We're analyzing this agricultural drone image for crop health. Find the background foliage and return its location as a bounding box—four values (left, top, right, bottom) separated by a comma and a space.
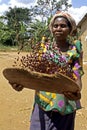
0, 0, 76, 51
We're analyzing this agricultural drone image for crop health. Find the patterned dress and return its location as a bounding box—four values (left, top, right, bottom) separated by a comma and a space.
30, 42, 84, 130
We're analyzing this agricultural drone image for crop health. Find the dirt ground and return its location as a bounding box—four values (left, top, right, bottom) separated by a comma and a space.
0, 52, 87, 130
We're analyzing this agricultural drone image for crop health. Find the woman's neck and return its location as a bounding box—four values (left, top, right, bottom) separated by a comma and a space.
54, 39, 69, 52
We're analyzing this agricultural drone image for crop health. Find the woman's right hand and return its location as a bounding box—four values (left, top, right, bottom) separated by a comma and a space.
9, 82, 24, 91
64, 91, 81, 100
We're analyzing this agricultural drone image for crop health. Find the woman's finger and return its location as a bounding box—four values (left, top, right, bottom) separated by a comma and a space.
9, 82, 24, 91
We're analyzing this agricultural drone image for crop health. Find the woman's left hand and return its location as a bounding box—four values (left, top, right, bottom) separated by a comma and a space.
64, 91, 81, 100
9, 82, 24, 92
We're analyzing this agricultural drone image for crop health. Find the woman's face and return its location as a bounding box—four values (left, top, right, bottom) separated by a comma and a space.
52, 17, 71, 41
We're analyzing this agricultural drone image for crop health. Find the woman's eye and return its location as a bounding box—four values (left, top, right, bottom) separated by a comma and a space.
53, 25, 58, 28
61, 24, 68, 28
53, 24, 68, 28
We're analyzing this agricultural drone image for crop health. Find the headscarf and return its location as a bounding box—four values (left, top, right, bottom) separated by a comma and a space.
49, 11, 77, 36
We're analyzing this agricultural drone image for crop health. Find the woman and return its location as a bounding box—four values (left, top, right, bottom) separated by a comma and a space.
30, 11, 84, 130
10, 11, 84, 130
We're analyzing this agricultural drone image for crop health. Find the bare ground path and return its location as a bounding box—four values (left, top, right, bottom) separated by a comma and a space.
0, 52, 87, 130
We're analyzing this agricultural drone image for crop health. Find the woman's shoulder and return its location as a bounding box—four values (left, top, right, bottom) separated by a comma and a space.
69, 41, 82, 53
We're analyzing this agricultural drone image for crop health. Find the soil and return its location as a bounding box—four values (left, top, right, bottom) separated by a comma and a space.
0, 52, 87, 130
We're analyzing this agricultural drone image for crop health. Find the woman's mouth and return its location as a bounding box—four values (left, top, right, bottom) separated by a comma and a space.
55, 32, 63, 36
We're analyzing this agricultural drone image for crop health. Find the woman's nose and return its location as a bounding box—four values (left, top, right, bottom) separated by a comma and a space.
56, 25, 62, 30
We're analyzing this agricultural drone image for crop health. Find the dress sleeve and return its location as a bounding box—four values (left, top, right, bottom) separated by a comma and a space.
72, 43, 84, 80
74, 40, 83, 67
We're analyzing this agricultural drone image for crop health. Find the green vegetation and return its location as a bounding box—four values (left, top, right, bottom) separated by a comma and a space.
0, 44, 18, 52
0, 0, 72, 52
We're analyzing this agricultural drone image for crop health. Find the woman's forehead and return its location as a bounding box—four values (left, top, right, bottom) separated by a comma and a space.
54, 17, 69, 24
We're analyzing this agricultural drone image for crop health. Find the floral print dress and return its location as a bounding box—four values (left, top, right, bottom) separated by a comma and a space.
34, 42, 84, 115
